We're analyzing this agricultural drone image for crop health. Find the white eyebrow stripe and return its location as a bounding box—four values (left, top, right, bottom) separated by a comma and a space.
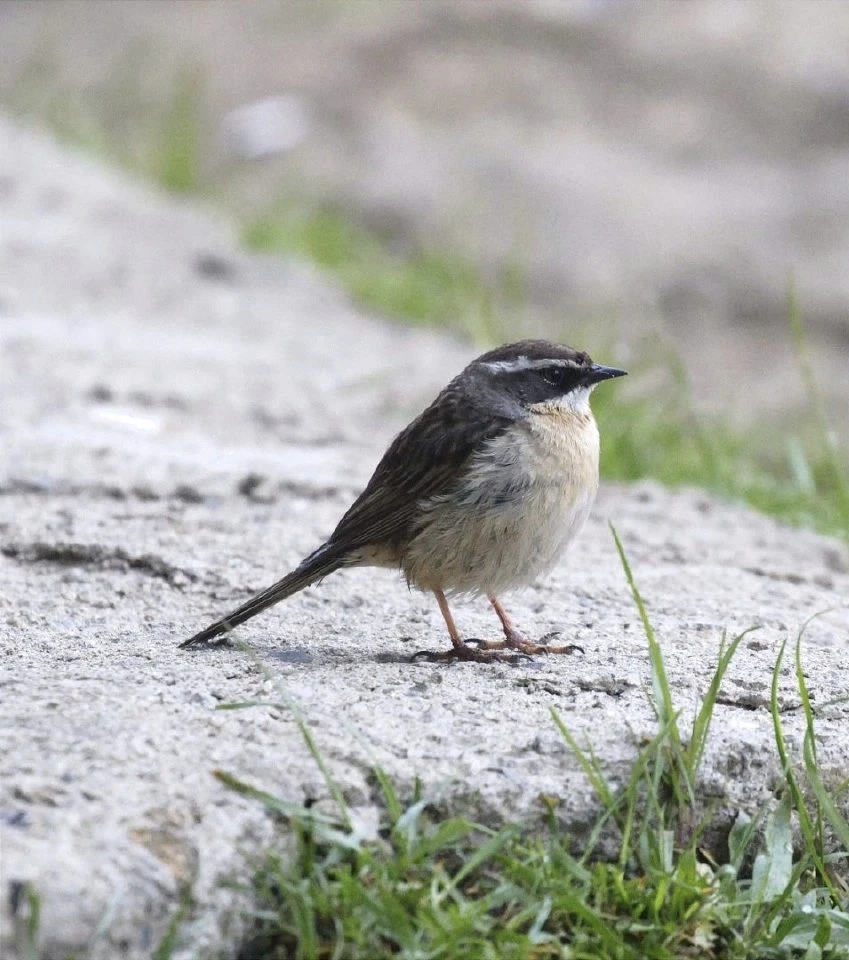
481, 356, 583, 374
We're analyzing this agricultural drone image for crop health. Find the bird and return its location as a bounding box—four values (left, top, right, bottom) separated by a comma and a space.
181, 340, 626, 662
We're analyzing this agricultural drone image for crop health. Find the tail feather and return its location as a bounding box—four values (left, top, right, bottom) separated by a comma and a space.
180, 545, 344, 648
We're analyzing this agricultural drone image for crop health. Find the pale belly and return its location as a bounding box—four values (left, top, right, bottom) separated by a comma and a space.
402, 414, 599, 596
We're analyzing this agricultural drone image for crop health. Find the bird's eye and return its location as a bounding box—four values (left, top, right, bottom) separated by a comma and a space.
539, 367, 565, 388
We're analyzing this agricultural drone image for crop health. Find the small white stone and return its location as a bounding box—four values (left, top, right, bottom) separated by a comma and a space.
220, 95, 309, 160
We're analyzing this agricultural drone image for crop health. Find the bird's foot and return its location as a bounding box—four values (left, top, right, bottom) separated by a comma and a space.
411, 642, 531, 664
486, 630, 585, 656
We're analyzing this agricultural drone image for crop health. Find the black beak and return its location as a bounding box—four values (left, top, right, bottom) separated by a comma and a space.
585, 363, 628, 386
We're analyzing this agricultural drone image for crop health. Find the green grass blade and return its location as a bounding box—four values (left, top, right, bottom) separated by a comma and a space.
449, 825, 518, 890
610, 524, 681, 754
788, 279, 849, 535
371, 764, 403, 827
213, 770, 344, 829
770, 635, 830, 887
550, 707, 617, 811
686, 627, 755, 780
795, 629, 849, 859
152, 898, 189, 960
749, 792, 794, 904
218, 641, 354, 830
152, 66, 203, 193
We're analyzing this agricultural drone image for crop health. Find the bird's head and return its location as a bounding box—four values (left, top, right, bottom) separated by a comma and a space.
472, 340, 627, 418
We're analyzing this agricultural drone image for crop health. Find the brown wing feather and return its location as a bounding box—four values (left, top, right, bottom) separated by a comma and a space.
327, 378, 516, 553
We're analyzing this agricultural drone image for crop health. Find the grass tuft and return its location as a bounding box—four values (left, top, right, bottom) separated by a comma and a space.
592, 328, 849, 542
8, 882, 41, 960
148, 65, 205, 194
243, 203, 514, 344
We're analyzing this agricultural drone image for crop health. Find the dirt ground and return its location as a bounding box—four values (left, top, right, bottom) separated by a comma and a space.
2, 119, 849, 959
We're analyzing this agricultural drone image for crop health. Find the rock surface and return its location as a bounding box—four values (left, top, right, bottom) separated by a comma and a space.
2, 120, 849, 959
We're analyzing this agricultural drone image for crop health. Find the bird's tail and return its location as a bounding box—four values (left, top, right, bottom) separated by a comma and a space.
180, 544, 346, 648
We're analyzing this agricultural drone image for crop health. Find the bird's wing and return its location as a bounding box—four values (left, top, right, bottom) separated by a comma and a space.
328, 381, 517, 552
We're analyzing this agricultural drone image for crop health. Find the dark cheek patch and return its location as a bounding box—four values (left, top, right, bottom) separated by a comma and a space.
511, 367, 585, 406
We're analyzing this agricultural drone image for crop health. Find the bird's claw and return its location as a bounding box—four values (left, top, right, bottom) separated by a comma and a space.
524, 631, 584, 655
498, 630, 584, 656
410, 631, 583, 663
462, 637, 487, 648
523, 638, 585, 656
411, 643, 530, 664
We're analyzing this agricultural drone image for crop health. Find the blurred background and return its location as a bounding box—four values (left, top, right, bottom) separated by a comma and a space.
2, 0, 848, 533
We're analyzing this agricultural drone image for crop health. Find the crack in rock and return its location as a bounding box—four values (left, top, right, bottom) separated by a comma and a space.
0, 476, 353, 506
744, 565, 840, 590
235, 472, 354, 504
575, 677, 634, 698
1, 540, 198, 587
745, 566, 807, 586
0, 479, 162, 501
715, 693, 802, 713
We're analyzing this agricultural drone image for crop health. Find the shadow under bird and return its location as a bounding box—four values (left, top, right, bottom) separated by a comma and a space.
181, 340, 626, 662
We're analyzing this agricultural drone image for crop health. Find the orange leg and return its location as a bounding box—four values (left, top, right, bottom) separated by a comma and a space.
482, 594, 584, 655
435, 588, 465, 649
487, 594, 524, 646
412, 589, 527, 663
